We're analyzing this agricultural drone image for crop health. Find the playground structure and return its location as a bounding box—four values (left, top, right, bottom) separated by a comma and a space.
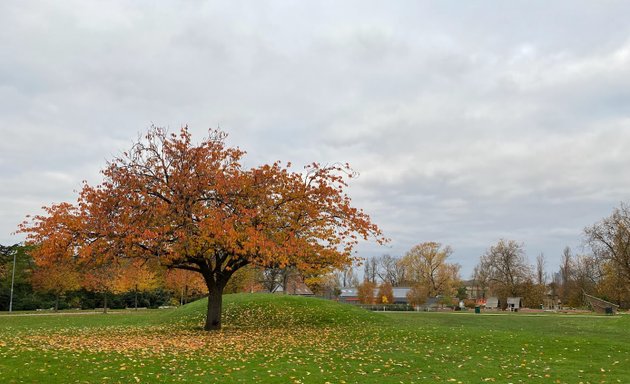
506, 297, 523, 312
485, 297, 499, 310
583, 292, 619, 315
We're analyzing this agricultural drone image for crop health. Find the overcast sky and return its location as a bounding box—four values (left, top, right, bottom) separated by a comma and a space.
2, 1, 630, 278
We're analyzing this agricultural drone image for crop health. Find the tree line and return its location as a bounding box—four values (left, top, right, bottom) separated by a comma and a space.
350, 242, 463, 306
473, 202, 630, 309
4, 201, 630, 311
0, 243, 209, 311
0, 244, 336, 311
346, 201, 630, 310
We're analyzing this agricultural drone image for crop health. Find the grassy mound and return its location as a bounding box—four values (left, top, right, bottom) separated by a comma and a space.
166, 293, 383, 329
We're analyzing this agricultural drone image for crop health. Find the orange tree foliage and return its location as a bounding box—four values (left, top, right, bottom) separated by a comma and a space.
19, 127, 384, 330
400, 242, 461, 297
377, 281, 394, 304
114, 260, 161, 294
81, 263, 122, 313
357, 280, 377, 304
406, 284, 428, 307
30, 260, 81, 311
165, 268, 207, 305
114, 260, 161, 310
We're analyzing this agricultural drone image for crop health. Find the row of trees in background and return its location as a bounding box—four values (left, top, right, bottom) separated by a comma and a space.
0, 244, 357, 311
343, 202, 630, 310
0, 244, 207, 312
473, 239, 548, 308
353, 241, 463, 305
6, 198, 629, 311
472, 202, 630, 308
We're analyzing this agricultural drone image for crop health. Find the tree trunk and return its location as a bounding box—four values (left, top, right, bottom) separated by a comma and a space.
54, 293, 59, 312
134, 285, 138, 311
282, 269, 289, 295
103, 292, 108, 314
204, 284, 225, 331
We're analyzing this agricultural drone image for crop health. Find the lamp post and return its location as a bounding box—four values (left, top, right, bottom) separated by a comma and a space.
9, 247, 17, 312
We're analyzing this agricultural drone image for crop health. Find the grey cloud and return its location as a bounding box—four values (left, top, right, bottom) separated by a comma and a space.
2, 1, 630, 277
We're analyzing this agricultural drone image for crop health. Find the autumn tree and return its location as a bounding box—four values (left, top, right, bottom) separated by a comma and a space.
357, 280, 377, 304
19, 127, 384, 330
114, 260, 160, 310
81, 263, 121, 313
0, 245, 11, 281
303, 271, 339, 298
30, 261, 81, 311
406, 284, 428, 308
584, 202, 630, 289
553, 247, 603, 308
400, 242, 461, 297
377, 281, 394, 304
476, 239, 531, 299
165, 269, 207, 305
520, 278, 546, 308
569, 254, 601, 307
598, 261, 629, 306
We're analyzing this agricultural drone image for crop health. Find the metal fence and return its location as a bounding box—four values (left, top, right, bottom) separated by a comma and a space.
356, 304, 415, 311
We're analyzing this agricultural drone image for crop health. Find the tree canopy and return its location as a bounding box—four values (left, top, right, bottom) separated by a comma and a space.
585, 202, 630, 287
19, 126, 385, 329
476, 239, 531, 299
400, 242, 460, 297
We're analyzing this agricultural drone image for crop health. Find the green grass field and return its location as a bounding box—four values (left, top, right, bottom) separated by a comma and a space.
1, 294, 628, 383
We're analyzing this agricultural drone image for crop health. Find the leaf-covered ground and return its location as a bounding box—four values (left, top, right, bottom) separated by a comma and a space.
1, 294, 629, 383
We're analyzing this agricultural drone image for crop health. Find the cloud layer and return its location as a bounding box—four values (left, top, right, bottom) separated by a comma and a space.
2, 1, 630, 276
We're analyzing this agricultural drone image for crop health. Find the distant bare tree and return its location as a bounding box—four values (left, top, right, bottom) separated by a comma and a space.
261, 267, 283, 293
376, 254, 406, 286
336, 266, 359, 288
559, 246, 573, 304
363, 256, 378, 283
536, 253, 547, 286
560, 247, 572, 285
567, 254, 601, 307
477, 239, 531, 298
472, 264, 490, 299
584, 202, 630, 287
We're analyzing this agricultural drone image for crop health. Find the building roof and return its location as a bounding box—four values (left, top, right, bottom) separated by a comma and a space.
486, 297, 499, 307
340, 287, 412, 299
507, 297, 522, 305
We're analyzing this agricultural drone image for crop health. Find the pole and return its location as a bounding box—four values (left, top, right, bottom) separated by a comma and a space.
9, 248, 17, 312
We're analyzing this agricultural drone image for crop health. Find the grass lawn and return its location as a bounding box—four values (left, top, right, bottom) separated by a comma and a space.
0, 294, 628, 383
